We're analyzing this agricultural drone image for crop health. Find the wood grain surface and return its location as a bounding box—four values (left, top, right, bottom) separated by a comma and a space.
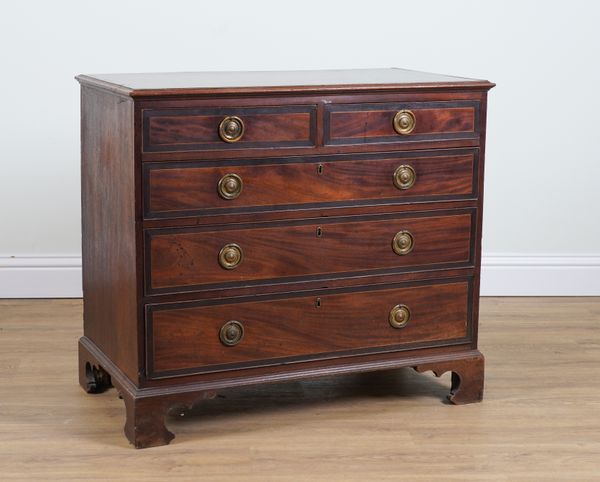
80, 86, 140, 382
325, 101, 478, 146
143, 105, 316, 152
148, 280, 471, 377
1, 298, 599, 480
145, 150, 476, 218
146, 211, 474, 293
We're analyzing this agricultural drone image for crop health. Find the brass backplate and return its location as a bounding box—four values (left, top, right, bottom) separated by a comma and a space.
392, 110, 416, 135
392, 230, 414, 256
389, 304, 410, 329
393, 165, 416, 190
218, 243, 243, 269
218, 116, 245, 143
218, 173, 243, 200
220, 320, 244, 346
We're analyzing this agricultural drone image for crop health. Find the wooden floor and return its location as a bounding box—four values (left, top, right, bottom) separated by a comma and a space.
1, 298, 599, 481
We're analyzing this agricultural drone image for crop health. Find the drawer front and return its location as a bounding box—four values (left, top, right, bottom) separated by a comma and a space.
143, 105, 317, 153
146, 279, 472, 378
145, 211, 474, 295
144, 149, 478, 218
325, 101, 479, 146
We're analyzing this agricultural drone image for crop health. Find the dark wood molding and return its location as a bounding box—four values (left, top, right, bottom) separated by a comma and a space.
79, 336, 484, 448
76, 68, 495, 99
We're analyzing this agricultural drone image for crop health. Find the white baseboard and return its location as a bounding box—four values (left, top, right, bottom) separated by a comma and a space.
1, 254, 599, 298
0, 256, 83, 298
480, 254, 600, 296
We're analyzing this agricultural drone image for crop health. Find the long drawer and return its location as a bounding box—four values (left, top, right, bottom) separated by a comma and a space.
143, 149, 478, 218
146, 278, 472, 378
145, 210, 475, 295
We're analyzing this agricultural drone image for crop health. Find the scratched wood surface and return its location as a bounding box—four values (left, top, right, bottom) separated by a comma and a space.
1, 297, 599, 480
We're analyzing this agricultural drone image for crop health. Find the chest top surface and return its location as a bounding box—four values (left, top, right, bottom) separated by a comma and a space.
76, 68, 494, 97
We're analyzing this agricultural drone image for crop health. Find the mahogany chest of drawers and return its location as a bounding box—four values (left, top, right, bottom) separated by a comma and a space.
76, 68, 494, 448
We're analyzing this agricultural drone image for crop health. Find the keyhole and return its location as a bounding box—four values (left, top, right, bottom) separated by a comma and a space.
317, 164, 324, 175
315, 297, 321, 308
316, 226, 323, 237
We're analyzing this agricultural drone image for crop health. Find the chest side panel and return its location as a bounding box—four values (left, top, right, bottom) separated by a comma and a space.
81, 86, 139, 383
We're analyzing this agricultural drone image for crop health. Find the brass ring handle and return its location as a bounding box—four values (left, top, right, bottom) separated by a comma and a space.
389, 304, 410, 329
220, 320, 244, 346
218, 243, 243, 269
393, 165, 416, 190
218, 173, 243, 200
393, 110, 416, 135
219, 116, 245, 143
392, 230, 414, 255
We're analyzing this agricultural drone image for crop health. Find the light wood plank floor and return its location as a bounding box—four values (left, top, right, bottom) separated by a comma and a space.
1, 298, 599, 481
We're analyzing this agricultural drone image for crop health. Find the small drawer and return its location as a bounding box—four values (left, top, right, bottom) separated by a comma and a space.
145, 210, 475, 295
142, 104, 317, 153
143, 149, 478, 218
324, 101, 479, 146
146, 279, 472, 378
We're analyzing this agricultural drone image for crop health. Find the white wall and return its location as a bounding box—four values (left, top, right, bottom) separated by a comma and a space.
1, 0, 599, 297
